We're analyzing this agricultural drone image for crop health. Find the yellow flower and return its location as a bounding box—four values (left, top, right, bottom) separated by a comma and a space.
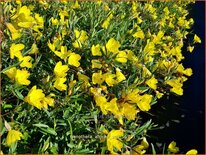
59, 10, 69, 25
4, 67, 17, 81
125, 50, 138, 62
90, 87, 102, 96
171, 86, 183, 96
186, 149, 198, 155
106, 98, 120, 116
116, 68, 126, 83
106, 98, 123, 124
72, 40, 81, 49
54, 61, 69, 78
126, 89, 140, 103
168, 21, 174, 28
78, 73, 90, 88
10, 44, 32, 68
104, 72, 116, 86
187, 46, 194, 53
106, 38, 121, 54
193, 34, 201, 43
60, 0, 68, 4
68, 80, 77, 96
184, 68, 193, 76
97, 0, 102, 6
143, 40, 155, 55
15, 69, 31, 85
91, 44, 102, 56
72, 0, 80, 9
156, 91, 164, 99
54, 77, 67, 91
19, 56, 33, 68
94, 95, 108, 114
107, 129, 124, 154
115, 51, 127, 63
144, 3, 156, 13
29, 43, 39, 54
91, 59, 102, 69
133, 30, 145, 39
177, 17, 185, 27
132, 138, 149, 154
152, 31, 164, 44
137, 17, 143, 24
51, 17, 59, 26
141, 137, 149, 149
102, 14, 113, 29
48, 41, 56, 52
6, 129, 23, 146
166, 78, 183, 95
54, 46, 71, 61
104, 4, 110, 11
24, 86, 45, 109
168, 141, 179, 153
72, 29, 88, 48
92, 72, 104, 85
6, 23, 22, 40
12, 6, 35, 28
145, 77, 158, 90
41, 96, 54, 109
10, 43, 25, 59
132, 145, 146, 154
136, 94, 152, 111
177, 64, 193, 76
68, 53, 81, 67
34, 13, 44, 29
163, 7, 170, 15
120, 103, 138, 120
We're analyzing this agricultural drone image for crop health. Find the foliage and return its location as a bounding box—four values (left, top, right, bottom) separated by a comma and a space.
0, 0, 200, 154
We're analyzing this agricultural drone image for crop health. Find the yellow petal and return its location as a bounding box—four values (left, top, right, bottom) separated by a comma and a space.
54, 77, 67, 91
133, 30, 145, 39
116, 68, 126, 83
194, 34, 201, 43
91, 44, 102, 56
91, 59, 102, 69
106, 38, 121, 54
168, 141, 179, 153
6, 23, 22, 40
68, 53, 81, 67
145, 77, 158, 90
4, 67, 17, 81
15, 69, 31, 85
6, 130, 23, 146
115, 51, 127, 63
186, 149, 198, 155
54, 61, 69, 77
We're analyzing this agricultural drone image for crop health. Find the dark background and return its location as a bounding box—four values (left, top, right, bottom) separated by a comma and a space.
179, 1, 205, 153
147, 2, 205, 154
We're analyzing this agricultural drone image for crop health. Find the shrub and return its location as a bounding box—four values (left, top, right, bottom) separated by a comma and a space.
0, 0, 200, 154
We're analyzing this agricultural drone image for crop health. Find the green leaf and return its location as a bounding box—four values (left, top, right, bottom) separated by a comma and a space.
63, 109, 70, 119
33, 123, 49, 128
9, 141, 17, 154
138, 86, 149, 93
2, 104, 13, 109
75, 149, 93, 154
42, 137, 50, 152
151, 143, 156, 155
13, 89, 24, 100
0, 61, 22, 74
50, 145, 58, 154
40, 127, 57, 136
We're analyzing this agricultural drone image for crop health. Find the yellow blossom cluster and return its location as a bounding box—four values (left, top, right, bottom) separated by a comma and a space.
1, 0, 201, 154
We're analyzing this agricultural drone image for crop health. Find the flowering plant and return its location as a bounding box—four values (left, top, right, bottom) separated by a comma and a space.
0, 0, 201, 154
